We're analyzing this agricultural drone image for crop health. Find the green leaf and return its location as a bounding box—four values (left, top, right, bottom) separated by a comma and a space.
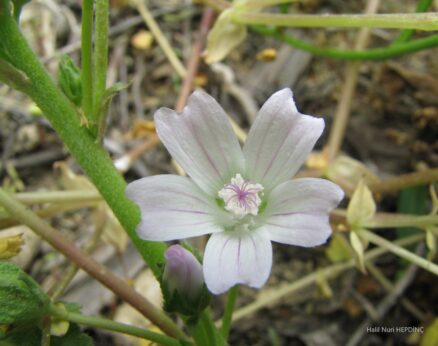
0, 324, 41, 346
0, 261, 49, 324
58, 55, 82, 107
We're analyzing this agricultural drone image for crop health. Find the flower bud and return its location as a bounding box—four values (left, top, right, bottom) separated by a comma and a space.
58, 55, 82, 107
163, 245, 204, 302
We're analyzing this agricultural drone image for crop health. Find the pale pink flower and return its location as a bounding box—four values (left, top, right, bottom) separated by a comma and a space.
126, 89, 344, 294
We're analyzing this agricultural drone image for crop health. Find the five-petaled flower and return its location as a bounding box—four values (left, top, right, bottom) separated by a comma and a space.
126, 89, 344, 294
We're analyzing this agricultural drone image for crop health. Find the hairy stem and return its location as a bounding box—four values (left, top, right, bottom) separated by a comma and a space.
81, 0, 93, 118
92, 0, 109, 132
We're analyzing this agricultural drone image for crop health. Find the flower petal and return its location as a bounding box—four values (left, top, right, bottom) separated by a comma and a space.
126, 175, 223, 241
154, 91, 244, 196
263, 178, 344, 247
203, 229, 272, 294
243, 89, 324, 191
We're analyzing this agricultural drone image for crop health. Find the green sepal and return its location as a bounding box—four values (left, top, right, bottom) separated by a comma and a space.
159, 244, 211, 320
58, 55, 83, 107
0, 261, 50, 325
161, 280, 211, 321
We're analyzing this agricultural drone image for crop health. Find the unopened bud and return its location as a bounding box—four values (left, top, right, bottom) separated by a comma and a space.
163, 245, 203, 302
58, 55, 82, 106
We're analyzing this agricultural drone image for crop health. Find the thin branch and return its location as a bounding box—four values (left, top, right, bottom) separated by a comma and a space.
359, 229, 438, 276
231, 234, 424, 322
0, 188, 186, 340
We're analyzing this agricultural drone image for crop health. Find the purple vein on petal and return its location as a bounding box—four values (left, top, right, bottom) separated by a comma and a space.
187, 114, 223, 181
248, 233, 261, 275
218, 236, 232, 277
260, 119, 294, 181
270, 210, 326, 217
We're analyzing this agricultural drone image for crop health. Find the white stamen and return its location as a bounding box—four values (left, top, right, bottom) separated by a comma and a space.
218, 174, 264, 217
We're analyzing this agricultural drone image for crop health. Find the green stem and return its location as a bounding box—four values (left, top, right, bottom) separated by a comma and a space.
81, 0, 93, 118
200, 310, 217, 346
48, 304, 182, 346
358, 229, 438, 276
234, 12, 438, 31
92, 0, 109, 133
251, 26, 438, 60
220, 285, 238, 340
0, 6, 166, 277
393, 0, 433, 44
364, 214, 438, 229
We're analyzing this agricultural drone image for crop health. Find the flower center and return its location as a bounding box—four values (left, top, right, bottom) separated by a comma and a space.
218, 174, 264, 218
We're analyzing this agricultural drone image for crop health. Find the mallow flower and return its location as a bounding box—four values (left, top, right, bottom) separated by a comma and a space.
126, 89, 344, 294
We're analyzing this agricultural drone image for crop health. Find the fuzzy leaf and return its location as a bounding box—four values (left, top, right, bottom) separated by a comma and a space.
0, 262, 49, 324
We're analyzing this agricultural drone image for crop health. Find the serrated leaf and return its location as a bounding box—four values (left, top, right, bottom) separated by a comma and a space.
1, 324, 41, 346
204, 8, 247, 64
325, 233, 353, 263
347, 180, 376, 230
421, 318, 438, 346
0, 262, 49, 324
350, 231, 367, 273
